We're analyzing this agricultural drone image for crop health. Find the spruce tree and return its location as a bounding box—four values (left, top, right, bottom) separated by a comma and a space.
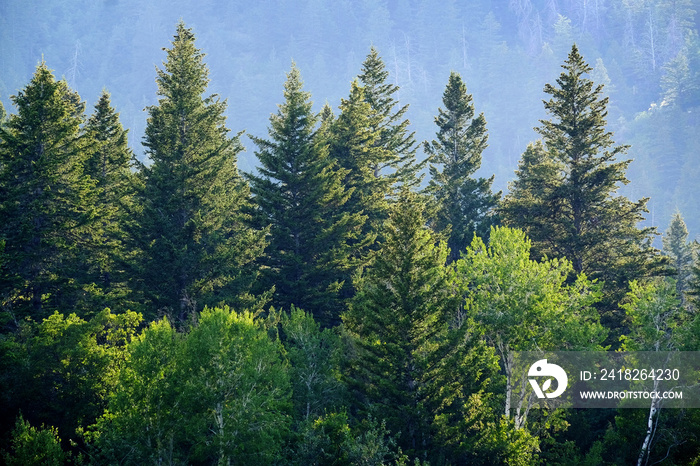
358, 47, 423, 189
136, 22, 265, 321
82, 91, 137, 309
0, 63, 98, 320
247, 64, 365, 327
343, 188, 491, 459
500, 45, 665, 334
425, 72, 500, 263
329, 81, 389, 246
662, 212, 696, 305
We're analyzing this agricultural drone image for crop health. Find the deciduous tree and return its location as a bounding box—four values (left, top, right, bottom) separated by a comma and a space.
500, 45, 665, 335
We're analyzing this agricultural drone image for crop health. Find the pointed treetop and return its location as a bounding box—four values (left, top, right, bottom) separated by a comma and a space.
157, 21, 209, 102
11, 62, 85, 135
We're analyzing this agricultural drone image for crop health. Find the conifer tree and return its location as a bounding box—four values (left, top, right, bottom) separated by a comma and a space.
358, 47, 423, 189
330, 81, 389, 246
500, 45, 665, 333
136, 22, 265, 321
247, 64, 365, 327
425, 72, 500, 263
343, 188, 493, 459
0, 63, 97, 320
662, 212, 696, 305
82, 91, 137, 309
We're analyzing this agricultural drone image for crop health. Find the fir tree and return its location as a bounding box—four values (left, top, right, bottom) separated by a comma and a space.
247, 64, 365, 327
500, 45, 665, 335
662, 212, 696, 305
343, 188, 491, 459
330, 81, 389, 246
425, 72, 500, 263
136, 22, 265, 321
82, 91, 137, 309
0, 63, 98, 320
358, 46, 423, 189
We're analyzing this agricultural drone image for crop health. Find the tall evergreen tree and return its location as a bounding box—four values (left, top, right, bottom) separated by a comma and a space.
82, 91, 137, 310
343, 188, 453, 456
425, 72, 500, 263
343, 188, 495, 460
330, 81, 389, 246
0, 63, 97, 320
662, 212, 696, 305
136, 22, 264, 321
358, 46, 423, 189
500, 45, 665, 335
247, 64, 366, 327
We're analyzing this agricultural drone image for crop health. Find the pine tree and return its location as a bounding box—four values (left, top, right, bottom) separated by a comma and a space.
343, 188, 480, 458
247, 64, 365, 327
82, 91, 137, 309
500, 45, 665, 335
425, 72, 500, 263
330, 81, 389, 246
662, 212, 696, 305
358, 46, 423, 189
136, 22, 265, 321
0, 63, 98, 320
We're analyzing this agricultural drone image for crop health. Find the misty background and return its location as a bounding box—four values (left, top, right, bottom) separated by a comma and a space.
1, 0, 699, 241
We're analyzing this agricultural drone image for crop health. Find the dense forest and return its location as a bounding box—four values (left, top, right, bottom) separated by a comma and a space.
2, 0, 700, 238
1, 2, 700, 465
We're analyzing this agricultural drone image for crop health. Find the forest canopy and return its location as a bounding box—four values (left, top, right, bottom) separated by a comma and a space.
1, 4, 700, 464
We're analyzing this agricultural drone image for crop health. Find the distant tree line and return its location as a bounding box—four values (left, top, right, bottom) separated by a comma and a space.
1, 21, 699, 465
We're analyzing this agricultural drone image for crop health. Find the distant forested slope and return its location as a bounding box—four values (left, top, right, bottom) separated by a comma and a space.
1, 0, 699, 236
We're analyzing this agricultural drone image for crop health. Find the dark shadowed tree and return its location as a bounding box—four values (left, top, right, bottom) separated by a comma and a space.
425, 71, 500, 262
0, 63, 98, 321
247, 64, 366, 327
82, 91, 138, 311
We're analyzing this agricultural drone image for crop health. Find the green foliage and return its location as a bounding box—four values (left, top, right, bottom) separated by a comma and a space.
89, 306, 291, 465
280, 306, 343, 422
0, 63, 98, 320
425, 71, 499, 261
0, 309, 141, 448
86, 318, 180, 464
620, 279, 686, 351
358, 47, 423, 190
500, 45, 666, 337
2, 415, 68, 466
458, 226, 605, 354
456, 226, 605, 429
247, 64, 365, 326
135, 22, 265, 321
294, 412, 398, 465
82, 90, 138, 312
